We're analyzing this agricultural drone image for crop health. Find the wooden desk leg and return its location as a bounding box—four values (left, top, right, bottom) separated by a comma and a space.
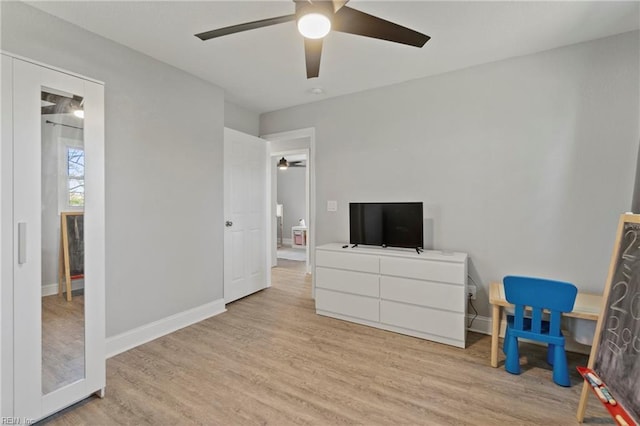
491, 303, 501, 367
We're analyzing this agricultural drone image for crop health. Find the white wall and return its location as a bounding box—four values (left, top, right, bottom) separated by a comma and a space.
41, 120, 62, 289
261, 31, 640, 317
224, 101, 260, 136
268, 137, 310, 152
277, 166, 306, 240
1, 2, 226, 337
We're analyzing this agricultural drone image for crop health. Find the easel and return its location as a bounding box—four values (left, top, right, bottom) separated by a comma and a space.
58, 212, 84, 301
576, 213, 639, 425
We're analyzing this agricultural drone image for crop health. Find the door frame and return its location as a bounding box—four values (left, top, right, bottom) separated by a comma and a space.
262, 128, 316, 292
270, 148, 309, 272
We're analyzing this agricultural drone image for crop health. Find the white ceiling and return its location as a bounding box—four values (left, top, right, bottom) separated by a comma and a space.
27, 1, 640, 113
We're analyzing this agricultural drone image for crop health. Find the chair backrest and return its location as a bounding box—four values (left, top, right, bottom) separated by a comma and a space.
503, 275, 577, 337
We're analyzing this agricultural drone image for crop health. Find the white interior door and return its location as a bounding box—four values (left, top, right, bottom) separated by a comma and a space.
224, 128, 268, 303
10, 57, 105, 421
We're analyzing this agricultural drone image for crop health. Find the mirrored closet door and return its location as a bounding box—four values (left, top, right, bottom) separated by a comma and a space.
2, 54, 105, 421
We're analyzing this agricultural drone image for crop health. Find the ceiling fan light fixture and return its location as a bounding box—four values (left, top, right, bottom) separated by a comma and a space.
277, 157, 289, 170
195, 0, 430, 79
297, 13, 331, 39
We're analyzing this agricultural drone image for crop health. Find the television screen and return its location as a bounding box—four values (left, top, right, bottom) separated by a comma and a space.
349, 202, 423, 249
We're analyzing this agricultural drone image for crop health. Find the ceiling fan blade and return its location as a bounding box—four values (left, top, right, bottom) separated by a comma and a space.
40, 92, 83, 114
331, 0, 349, 13
304, 38, 323, 79
195, 14, 296, 41
333, 6, 430, 47
41, 105, 61, 115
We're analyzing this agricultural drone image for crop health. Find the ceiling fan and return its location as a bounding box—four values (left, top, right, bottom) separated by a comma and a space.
41, 92, 83, 115
277, 157, 306, 169
195, 0, 430, 79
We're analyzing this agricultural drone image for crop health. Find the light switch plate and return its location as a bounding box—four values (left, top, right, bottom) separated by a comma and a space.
327, 200, 337, 212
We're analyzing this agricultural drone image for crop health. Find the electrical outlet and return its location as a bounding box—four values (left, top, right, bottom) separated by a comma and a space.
468, 284, 477, 300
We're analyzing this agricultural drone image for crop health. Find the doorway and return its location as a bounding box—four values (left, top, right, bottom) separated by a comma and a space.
263, 128, 315, 291
274, 151, 308, 271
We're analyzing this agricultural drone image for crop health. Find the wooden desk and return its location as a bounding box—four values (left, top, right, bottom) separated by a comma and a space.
489, 282, 602, 367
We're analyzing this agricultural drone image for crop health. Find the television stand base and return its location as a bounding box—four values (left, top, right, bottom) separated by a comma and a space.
416, 247, 423, 254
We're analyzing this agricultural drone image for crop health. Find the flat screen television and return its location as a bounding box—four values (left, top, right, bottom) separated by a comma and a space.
349, 202, 423, 249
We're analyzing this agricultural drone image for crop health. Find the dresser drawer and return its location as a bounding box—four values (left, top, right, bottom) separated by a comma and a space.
380, 276, 464, 313
316, 267, 379, 297
380, 257, 465, 285
316, 250, 379, 273
380, 300, 465, 341
316, 288, 379, 322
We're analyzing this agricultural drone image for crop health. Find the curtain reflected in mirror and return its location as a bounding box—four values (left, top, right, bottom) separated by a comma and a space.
41, 88, 86, 395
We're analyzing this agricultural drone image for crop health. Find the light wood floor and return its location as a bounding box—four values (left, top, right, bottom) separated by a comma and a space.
42, 292, 85, 395
41, 262, 613, 425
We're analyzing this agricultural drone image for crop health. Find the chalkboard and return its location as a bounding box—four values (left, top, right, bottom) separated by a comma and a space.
64, 213, 84, 276
58, 212, 84, 301
581, 214, 640, 423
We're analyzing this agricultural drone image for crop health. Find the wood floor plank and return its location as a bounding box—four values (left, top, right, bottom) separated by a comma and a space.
42, 293, 85, 394
41, 260, 613, 425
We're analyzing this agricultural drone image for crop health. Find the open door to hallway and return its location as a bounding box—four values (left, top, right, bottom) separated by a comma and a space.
223, 128, 268, 303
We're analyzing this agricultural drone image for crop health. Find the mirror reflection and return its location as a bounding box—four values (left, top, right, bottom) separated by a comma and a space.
41, 89, 86, 394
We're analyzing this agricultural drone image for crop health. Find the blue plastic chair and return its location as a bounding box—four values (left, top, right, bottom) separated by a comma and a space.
502, 275, 577, 386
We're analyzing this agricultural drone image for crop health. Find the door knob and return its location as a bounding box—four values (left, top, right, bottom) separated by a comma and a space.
225, 221, 233, 227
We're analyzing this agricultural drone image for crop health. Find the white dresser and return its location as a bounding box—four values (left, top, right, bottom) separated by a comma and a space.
315, 243, 468, 348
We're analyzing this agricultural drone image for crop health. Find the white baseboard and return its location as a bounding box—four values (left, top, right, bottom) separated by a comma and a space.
467, 314, 491, 335
42, 280, 84, 297
466, 313, 590, 355
106, 298, 226, 358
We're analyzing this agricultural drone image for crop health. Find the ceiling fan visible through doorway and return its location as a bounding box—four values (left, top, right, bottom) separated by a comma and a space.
277, 157, 306, 170
195, 0, 430, 79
